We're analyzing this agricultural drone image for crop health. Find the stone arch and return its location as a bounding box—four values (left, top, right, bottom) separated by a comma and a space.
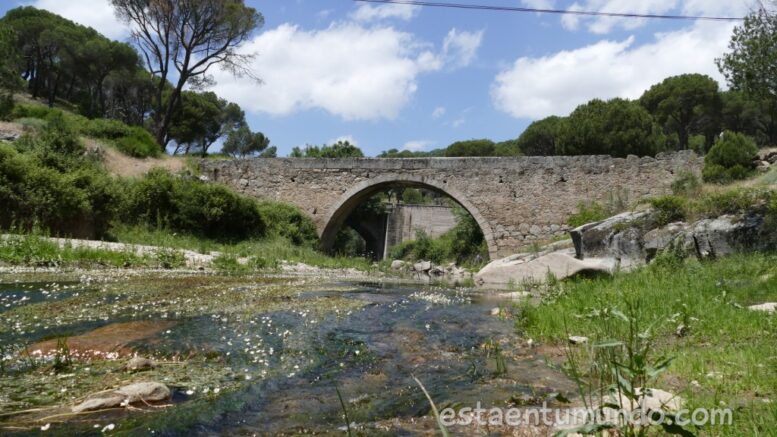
319, 174, 498, 260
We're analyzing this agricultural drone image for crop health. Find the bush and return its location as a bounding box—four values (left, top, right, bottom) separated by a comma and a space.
123, 169, 267, 241
567, 201, 607, 227
256, 201, 318, 246
0, 93, 13, 120
670, 171, 701, 196
648, 195, 687, 226
703, 131, 758, 183
112, 126, 159, 158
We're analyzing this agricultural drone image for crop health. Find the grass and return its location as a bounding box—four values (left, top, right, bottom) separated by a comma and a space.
110, 224, 378, 271
516, 253, 777, 435
0, 234, 151, 268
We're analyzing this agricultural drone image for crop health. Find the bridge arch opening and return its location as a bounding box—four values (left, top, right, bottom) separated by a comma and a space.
319, 175, 497, 260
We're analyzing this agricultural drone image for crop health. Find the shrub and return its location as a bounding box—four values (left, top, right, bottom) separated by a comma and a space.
567, 201, 607, 227
648, 195, 687, 226
671, 171, 701, 196
112, 126, 160, 158
123, 169, 267, 241
0, 93, 13, 120
256, 201, 318, 246
703, 131, 758, 183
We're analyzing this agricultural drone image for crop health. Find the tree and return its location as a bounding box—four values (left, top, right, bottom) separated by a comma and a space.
222, 124, 269, 158
702, 131, 758, 183
717, 6, 777, 146
516, 116, 564, 155
0, 22, 22, 117
720, 91, 772, 146
168, 91, 245, 156
558, 98, 666, 157
444, 139, 495, 157
290, 140, 364, 158
639, 74, 721, 151
112, 0, 263, 149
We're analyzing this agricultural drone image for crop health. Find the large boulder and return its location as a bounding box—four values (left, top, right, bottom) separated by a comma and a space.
570, 210, 656, 268
475, 251, 616, 286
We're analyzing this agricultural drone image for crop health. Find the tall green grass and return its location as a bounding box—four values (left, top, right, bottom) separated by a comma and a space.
517, 254, 777, 435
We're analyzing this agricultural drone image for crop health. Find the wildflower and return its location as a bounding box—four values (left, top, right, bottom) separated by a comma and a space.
102, 424, 115, 432
41, 424, 50, 431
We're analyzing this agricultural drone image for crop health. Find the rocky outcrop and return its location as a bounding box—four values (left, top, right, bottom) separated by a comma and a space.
570, 209, 777, 266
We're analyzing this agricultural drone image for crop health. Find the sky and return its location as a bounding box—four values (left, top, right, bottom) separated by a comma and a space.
0, 0, 759, 156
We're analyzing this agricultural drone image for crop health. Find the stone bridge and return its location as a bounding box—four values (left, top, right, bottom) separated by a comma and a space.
200, 152, 702, 260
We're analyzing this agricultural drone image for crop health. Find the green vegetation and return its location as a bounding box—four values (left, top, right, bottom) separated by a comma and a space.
388, 206, 487, 266
290, 140, 364, 158
567, 202, 608, 228
703, 131, 759, 183
516, 253, 777, 435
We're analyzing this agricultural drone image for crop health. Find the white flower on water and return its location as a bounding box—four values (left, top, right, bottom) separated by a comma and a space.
101, 423, 115, 432
185, 389, 194, 395
41, 423, 50, 431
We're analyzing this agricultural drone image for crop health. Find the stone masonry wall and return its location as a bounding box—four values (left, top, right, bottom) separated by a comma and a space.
200, 151, 702, 259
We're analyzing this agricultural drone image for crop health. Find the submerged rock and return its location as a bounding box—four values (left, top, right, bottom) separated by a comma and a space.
72, 382, 170, 412
125, 357, 156, 371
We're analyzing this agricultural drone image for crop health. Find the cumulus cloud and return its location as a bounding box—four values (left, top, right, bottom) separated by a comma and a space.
209, 23, 443, 120
403, 140, 434, 151
491, 21, 736, 119
32, 0, 129, 40
350, 3, 420, 22
432, 106, 446, 118
558, 0, 753, 34
442, 28, 485, 68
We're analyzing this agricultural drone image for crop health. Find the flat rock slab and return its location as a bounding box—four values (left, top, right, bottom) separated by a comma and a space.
748, 302, 777, 314
72, 382, 171, 413
475, 251, 615, 286
29, 320, 176, 359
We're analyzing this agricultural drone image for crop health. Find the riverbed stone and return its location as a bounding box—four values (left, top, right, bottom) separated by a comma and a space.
390, 260, 406, 270
413, 260, 431, 272
72, 382, 170, 412
125, 357, 156, 371
475, 251, 616, 286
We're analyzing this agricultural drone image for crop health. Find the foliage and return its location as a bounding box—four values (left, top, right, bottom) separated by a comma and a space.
639, 74, 721, 151
567, 202, 607, 228
558, 98, 667, 157
648, 195, 687, 226
112, 0, 263, 147
222, 124, 270, 158
720, 91, 773, 146
702, 131, 758, 183
290, 140, 364, 158
670, 171, 701, 197
255, 200, 318, 246
518, 253, 777, 435
1, 7, 141, 113
444, 139, 495, 157
0, 122, 121, 238
123, 169, 267, 241
516, 116, 563, 155
168, 90, 245, 156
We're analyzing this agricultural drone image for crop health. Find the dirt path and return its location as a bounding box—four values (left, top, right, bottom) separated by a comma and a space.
84, 138, 186, 178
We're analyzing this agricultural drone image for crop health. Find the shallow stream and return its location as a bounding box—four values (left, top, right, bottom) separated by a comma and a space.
0, 273, 573, 435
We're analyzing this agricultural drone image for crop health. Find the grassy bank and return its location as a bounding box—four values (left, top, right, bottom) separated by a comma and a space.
516, 254, 777, 435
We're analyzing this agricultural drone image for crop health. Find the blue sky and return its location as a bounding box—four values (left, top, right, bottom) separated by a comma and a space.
1, 1, 756, 156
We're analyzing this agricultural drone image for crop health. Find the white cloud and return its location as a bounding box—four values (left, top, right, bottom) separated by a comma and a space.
442, 29, 485, 68
210, 23, 443, 120
403, 140, 434, 151
491, 21, 736, 119
432, 106, 446, 118
32, 0, 129, 40
329, 135, 358, 146
521, 0, 556, 9
558, 0, 753, 34
350, 3, 420, 22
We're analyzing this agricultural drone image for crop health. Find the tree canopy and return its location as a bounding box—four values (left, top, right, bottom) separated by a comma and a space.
516, 116, 563, 156
639, 74, 721, 151
111, 0, 263, 148
558, 98, 667, 157
290, 141, 364, 158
